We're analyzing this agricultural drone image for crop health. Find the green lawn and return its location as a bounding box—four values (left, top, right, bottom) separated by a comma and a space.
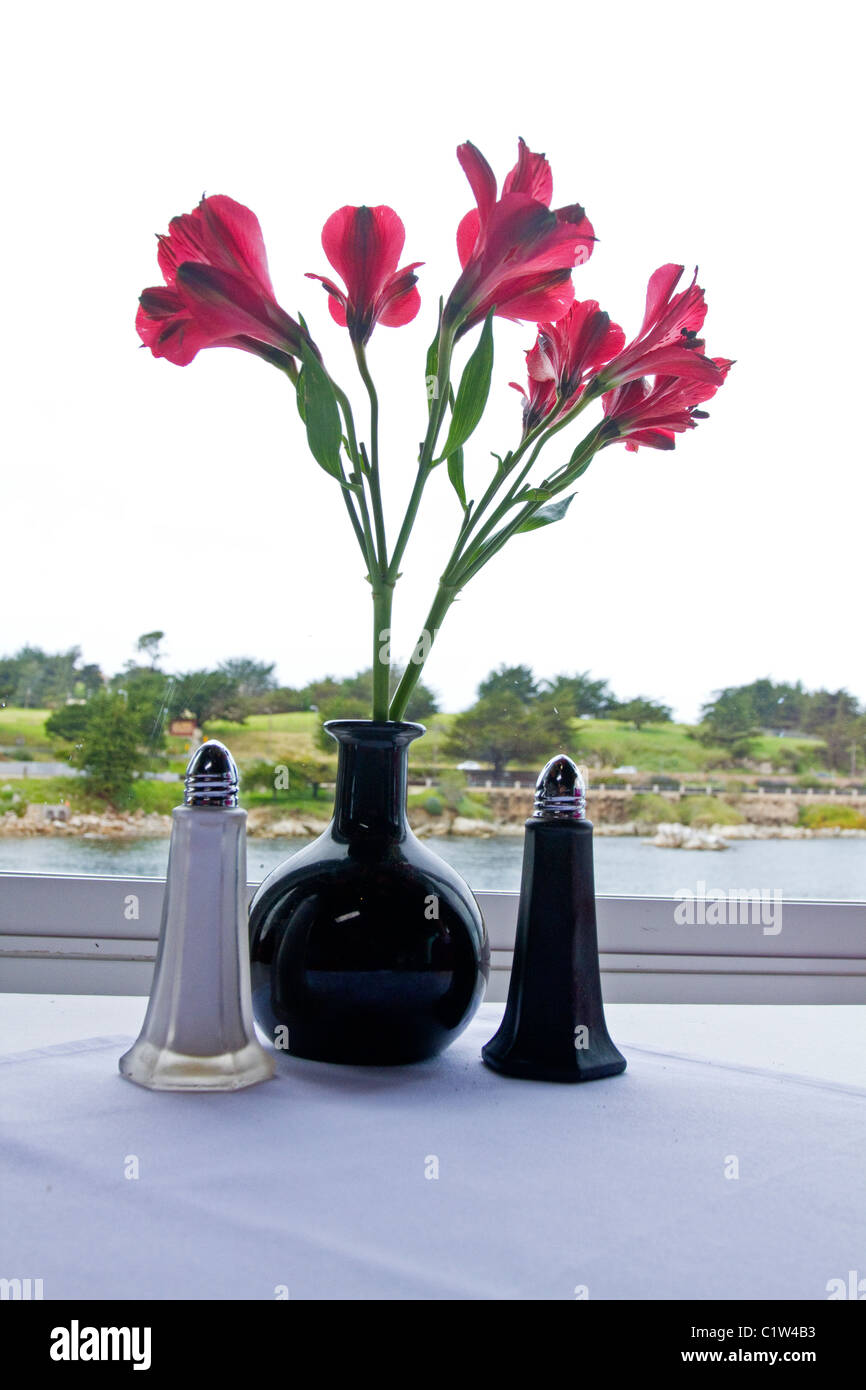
0, 704, 831, 789
202, 711, 324, 764
570, 719, 823, 776
0, 775, 181, 816
0, 706, 56, 755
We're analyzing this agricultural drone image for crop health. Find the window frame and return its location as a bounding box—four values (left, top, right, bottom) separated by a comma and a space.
1, 871, 864, 1003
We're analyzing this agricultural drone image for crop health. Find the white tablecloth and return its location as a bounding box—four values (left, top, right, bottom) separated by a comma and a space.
1, 998, 864, 1300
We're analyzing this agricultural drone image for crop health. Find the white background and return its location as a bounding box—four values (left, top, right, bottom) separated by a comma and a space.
2, 0, 862, 719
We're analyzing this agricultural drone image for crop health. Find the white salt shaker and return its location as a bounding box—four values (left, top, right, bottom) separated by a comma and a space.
119, 741, 275, 1091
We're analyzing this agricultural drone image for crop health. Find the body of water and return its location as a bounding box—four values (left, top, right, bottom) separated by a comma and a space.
0, 833, 863, 900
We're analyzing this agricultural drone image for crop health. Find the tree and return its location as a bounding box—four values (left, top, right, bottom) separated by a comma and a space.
801, 688, 860, 735
242, 686, 309, 714
6, 645, 82, 707
477, 664, 539, 705
45, 703, 92, 745
314, 697, 369, 751
136, 631, 165, 668
218, 657, 277, 696
703, 677, 807, 732
698, 686, 762, 760
76, 663, 104, 698
743, 677, 805, 730
443, 693, 569, 782
312, 667, 440, 720
71, 692, 143, 806
302, 676, 344, 709
243, 756, 331, 800
168, 671, 246, 725
113, 666, 174, 749
0, 658, 17, 702
612, 697, 673, 730
543, 671, 615, 718
801, 689, 864, 773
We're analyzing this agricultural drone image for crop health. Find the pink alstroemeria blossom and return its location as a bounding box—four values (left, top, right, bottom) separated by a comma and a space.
599, 264, 725, 390
444, 139, 595, 336
509, 373, 558, 436
307, 204, 421, 346
510, 299, 624, 435
602, 361, 734, 451
136, 195, 305, 368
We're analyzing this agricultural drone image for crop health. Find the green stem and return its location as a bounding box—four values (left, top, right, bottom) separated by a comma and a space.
388, 581, 458, 722
390, 426, 604, 714
331, 380, 378, 576
457, 429, 604, 585
354, 344, 388, 571
372, 582, 394, 721
386, 325, 455, 585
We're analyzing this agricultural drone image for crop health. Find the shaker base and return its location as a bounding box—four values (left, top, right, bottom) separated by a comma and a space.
119, 1038, 275, 1091
481, 1042, 627, 1084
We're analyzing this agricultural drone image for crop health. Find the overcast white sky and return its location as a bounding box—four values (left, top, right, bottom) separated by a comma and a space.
2, 0, 863, 720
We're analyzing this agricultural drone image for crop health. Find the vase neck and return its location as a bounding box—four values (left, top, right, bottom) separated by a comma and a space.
328, 721, 424, 841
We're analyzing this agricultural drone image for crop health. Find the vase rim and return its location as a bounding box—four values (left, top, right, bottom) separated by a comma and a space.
323, 718, 426, 747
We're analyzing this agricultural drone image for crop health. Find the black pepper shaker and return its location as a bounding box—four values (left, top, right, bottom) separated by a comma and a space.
482, 754, 626, 1082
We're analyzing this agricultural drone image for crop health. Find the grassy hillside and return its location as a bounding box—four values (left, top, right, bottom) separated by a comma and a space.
0, 704, 828, 782
568, 719, 823, 776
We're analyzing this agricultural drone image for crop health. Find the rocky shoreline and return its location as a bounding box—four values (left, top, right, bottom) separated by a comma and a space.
2, 795, 865, 847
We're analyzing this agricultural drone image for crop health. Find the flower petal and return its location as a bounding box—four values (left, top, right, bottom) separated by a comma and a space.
305, 271, 349, 321
456, 209, 481, 269
136, 290, 213, 366
503, 138, 553, 206
175, 262, 301, 353
198, 194, 275, 297
489, 270, 576, 325
456, 142, 498, 229
625, 428, 677, 451
321, 205, 405, 299
640, 264, 685, 336
376, 265, 422, 327
157, 209, 209, 285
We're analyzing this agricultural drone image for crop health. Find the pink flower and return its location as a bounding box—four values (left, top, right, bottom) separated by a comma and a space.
510, 299, 624, 434
307, 205, 421, 346
602, 361, 734, 451
599, 264, 725, 389
509, 373, 558, 435
444, 139, 595, 336
136, 195, 306, 368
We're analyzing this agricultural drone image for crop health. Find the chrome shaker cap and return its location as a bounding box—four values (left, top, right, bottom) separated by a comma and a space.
184, 740, 239, 807
533, 754, 586, 820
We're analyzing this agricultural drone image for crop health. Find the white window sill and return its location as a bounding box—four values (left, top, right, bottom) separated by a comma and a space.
1, 871, 864, 1002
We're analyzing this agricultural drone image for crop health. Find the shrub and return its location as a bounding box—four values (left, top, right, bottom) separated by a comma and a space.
436, 770, 468, 810
424, 795, 444, 816
629, 793, 677, 827
799, 803, 866, 830
681, 795, 746, 828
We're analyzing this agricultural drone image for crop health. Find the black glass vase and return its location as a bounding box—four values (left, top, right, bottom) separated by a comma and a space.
248, 720, 489, 1065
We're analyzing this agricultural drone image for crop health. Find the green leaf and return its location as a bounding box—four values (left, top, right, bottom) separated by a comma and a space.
299, 343, 343, 481
516, 492, 577, 533
295, 367, 306, 423
436, 312, 494, 460
522, 487, 553, 502
447, 446, 467, 509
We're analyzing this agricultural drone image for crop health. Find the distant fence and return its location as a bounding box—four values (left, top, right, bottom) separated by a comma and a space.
410, 769, 866, 796
0, 762, 82, 779
0, 762, 179, 783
